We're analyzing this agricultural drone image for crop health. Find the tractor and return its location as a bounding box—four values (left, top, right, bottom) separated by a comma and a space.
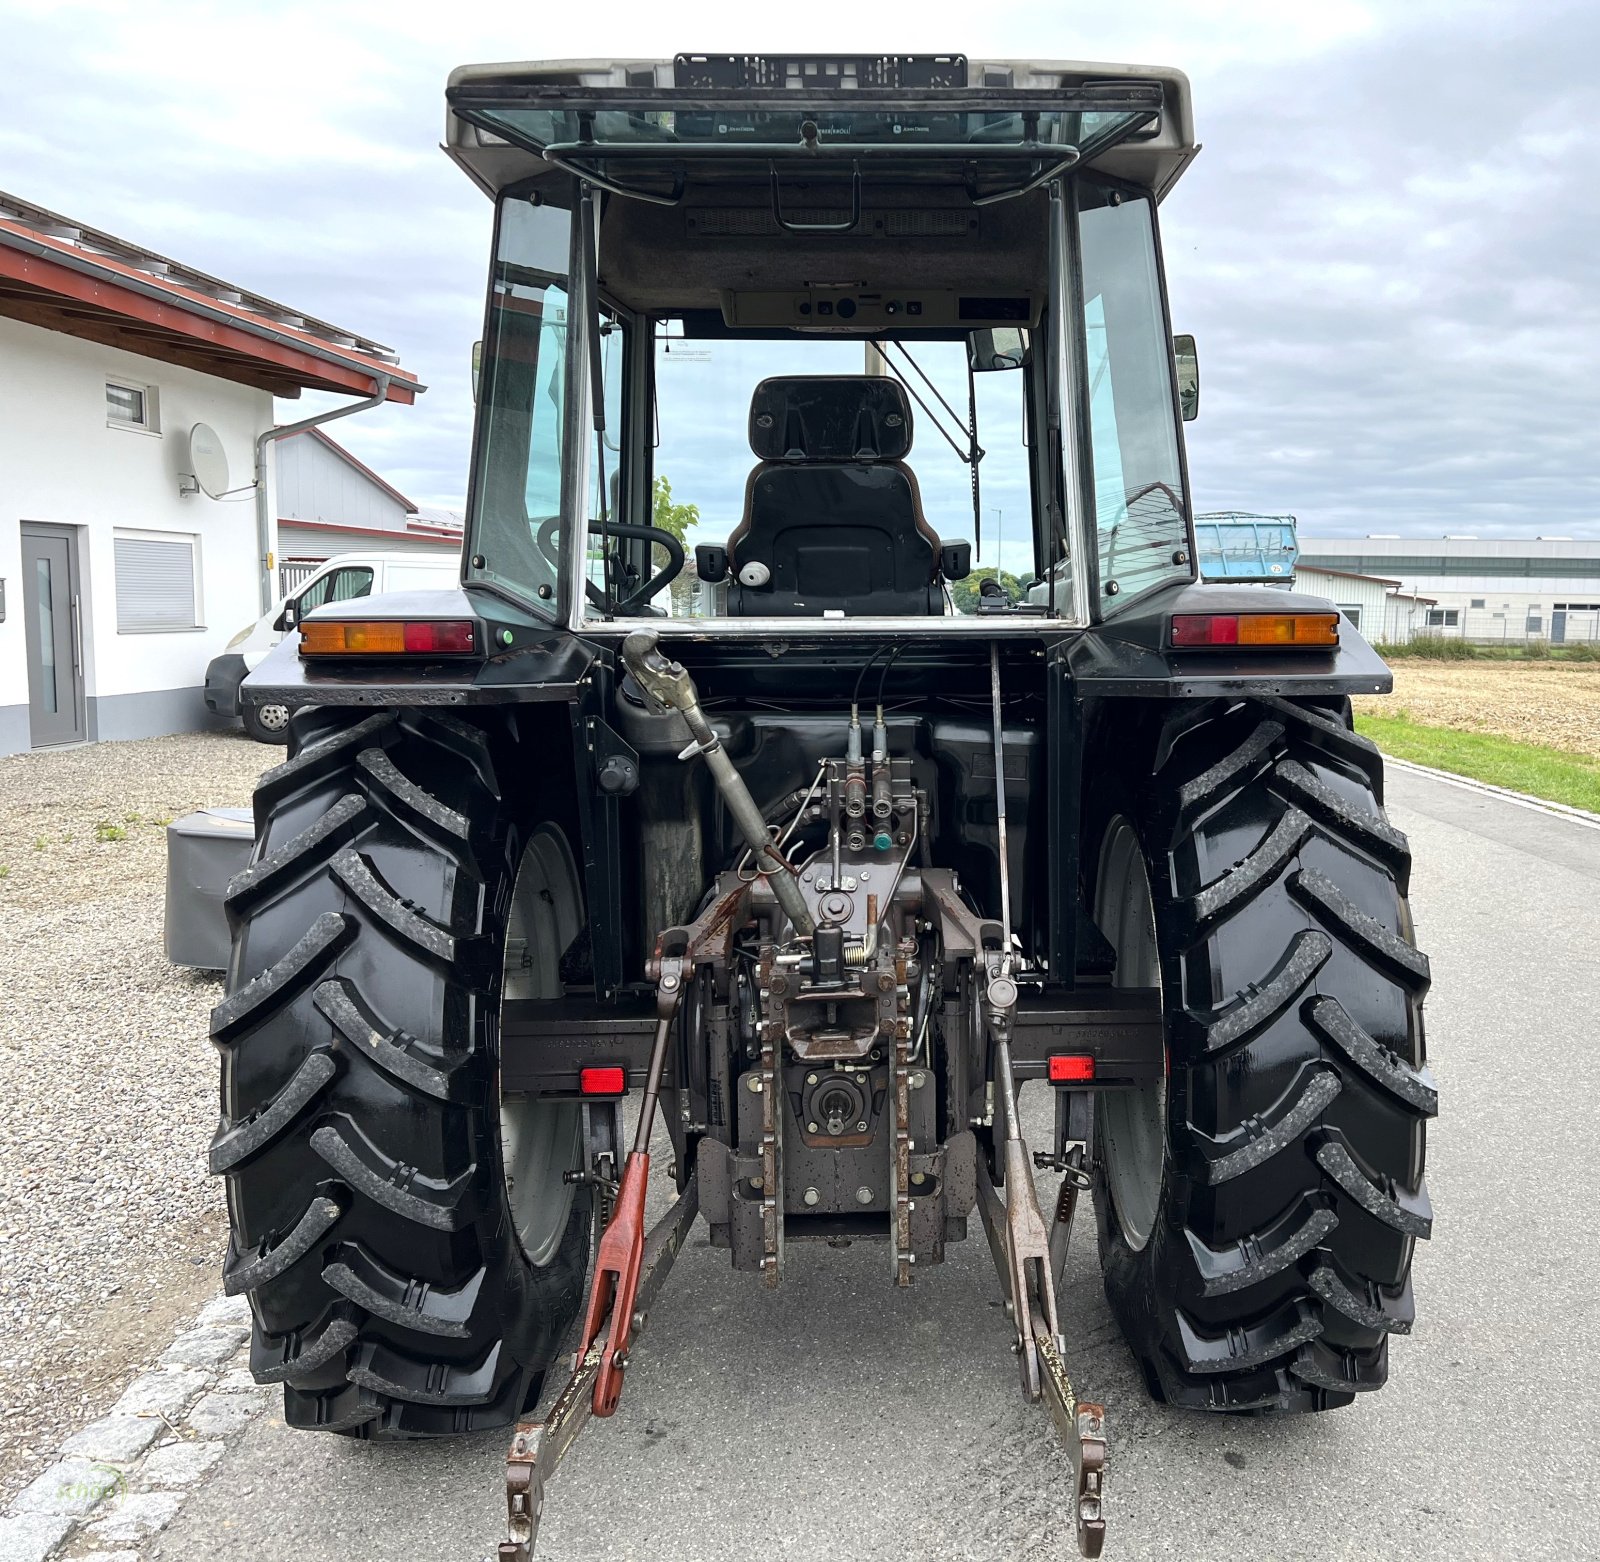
214, 54, 1434, 1558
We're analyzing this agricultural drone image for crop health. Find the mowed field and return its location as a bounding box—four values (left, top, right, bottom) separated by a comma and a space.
1355, 661, 1600, 757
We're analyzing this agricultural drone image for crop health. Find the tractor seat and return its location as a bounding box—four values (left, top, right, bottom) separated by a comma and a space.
717, 377, 962, 617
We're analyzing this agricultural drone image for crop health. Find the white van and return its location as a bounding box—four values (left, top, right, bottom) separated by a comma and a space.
204, 552, 460, 742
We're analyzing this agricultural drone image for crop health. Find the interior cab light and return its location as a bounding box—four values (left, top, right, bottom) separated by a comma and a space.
299, 619, 479, 656
579, 1065, 627, 1096
1048, 1054, 1096, 1083
1171, 612, 1339, 650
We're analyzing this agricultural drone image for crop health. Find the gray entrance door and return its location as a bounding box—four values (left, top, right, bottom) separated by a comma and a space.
21, 523, 86, 746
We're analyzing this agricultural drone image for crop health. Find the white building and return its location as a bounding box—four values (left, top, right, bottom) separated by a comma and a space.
1293, 566, 1434, 646
276, 430, 462, 596
1298, 537, 1600, 644
0, 191, 420, 756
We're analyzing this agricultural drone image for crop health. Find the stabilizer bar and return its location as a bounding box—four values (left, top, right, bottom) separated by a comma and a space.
501, 1171, 701, 1562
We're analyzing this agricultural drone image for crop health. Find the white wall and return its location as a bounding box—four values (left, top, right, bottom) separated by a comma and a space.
1295, 568, 1392, 638
0, 315, 273, 746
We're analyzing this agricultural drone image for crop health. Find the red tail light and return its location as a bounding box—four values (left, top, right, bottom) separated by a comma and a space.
1048, 1054, 1096, 1084
579, 1066, 627, 1096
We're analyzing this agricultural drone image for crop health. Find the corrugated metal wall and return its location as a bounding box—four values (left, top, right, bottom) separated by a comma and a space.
276, 433, 408, 532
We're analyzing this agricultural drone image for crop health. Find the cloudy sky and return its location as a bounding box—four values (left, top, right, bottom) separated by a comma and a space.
6, 0, 1597, 547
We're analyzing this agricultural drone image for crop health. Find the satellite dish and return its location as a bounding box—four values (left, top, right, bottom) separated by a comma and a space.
186, 423, 231, 499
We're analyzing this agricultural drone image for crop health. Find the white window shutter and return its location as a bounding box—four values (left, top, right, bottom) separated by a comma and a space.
115, 536, 196, 630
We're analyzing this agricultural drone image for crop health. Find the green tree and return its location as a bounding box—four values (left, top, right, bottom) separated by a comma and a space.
653, 476, 701, 615
951, 566, 1024, 615
652, 476, 699, 547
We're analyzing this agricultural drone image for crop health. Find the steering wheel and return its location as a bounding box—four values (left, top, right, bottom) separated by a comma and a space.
534, 516, 686, 613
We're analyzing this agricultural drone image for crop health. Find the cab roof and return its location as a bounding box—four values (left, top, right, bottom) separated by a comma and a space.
443, 55, 1197, 205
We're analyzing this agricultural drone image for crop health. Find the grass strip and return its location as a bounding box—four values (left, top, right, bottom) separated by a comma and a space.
1373, 639, 1600, 663
1355, 713, 1600, 814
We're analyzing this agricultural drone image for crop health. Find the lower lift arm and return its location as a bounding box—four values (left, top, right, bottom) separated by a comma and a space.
973, 644, 1107, 1558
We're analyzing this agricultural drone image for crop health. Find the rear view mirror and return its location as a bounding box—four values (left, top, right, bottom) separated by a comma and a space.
968, 327, 1030, 373
471, 340, 483, 404
274, 601, 297, 633
1173, 333, 1199, 421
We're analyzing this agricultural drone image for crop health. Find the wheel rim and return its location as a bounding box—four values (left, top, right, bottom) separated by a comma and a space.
257, 703, 291, 733
499, 829, 584, 1268
1095, 818, 1167, 1253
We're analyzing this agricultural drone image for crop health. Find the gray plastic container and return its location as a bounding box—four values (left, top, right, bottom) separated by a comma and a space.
164, 807, 254, 970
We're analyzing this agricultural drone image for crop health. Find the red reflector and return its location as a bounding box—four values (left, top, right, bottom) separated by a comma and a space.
402, 619, 477, 654
579, 1066, 626, 1096
1048, 1054, 1096, 1083
1171, 614, 1239, 647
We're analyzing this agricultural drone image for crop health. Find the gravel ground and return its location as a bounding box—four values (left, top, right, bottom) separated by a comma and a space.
1355, 661, 1600, 755
0, 729, 269, 1508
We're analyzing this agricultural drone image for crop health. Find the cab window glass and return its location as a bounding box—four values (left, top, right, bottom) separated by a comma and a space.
1078, 185, 1190, 607
465, 197, 574, 617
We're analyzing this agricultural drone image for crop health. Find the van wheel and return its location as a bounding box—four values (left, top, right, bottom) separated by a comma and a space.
243, 701, 292, 744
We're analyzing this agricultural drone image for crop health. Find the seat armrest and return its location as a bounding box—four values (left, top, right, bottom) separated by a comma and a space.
939, 542, 973, 581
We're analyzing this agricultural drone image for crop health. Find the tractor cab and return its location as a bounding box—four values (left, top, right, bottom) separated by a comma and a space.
446, 55, 1200, 632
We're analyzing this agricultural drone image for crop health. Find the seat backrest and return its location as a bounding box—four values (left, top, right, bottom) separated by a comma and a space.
726, 377, 944, 617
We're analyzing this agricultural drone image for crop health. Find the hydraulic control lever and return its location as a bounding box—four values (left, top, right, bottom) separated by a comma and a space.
622, 631, 814, 936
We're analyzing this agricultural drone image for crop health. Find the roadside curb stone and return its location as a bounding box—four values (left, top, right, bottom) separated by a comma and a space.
109, 1367, 210, 1420
183, 1392, 260, 1439
57, 1417, 161, 1465
0, 1292, 271, 1561
0, 1513, 73, 1562
80, 1490, 184, 1546
138, 1441, 223, 1489
195, 1295, 250, 1329
161, 1323, 248, 1370
10, 1460, 125, 1518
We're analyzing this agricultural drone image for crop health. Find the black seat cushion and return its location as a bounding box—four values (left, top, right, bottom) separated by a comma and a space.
728, 464, 943, 617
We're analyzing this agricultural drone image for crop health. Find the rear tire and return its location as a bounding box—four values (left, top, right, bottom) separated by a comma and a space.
1089, 696, 1434, 1412
211, 707, 591, 1436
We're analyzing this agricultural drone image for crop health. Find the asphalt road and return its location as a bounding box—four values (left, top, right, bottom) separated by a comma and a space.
150, 767, 1600, 1562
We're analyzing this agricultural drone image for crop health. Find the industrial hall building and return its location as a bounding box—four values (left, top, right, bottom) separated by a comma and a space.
1297, 535, 1600, 646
